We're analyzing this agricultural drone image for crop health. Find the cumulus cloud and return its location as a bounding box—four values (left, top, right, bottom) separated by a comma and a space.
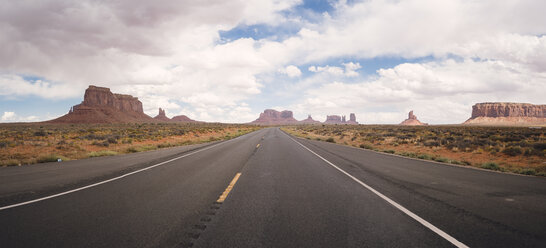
294, 59, 545, 124
1, 111, 39, 122
279, 65, 302, 77
1, 0, 545, 123
308, 62, 361, 77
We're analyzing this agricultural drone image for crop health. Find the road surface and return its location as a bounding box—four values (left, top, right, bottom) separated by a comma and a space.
0, 127, 545, 247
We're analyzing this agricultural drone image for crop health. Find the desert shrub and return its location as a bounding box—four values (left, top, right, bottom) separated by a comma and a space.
359, 143, 374, 150
502, 147, 522, 156
533, 143, 546, 151
424, 140, 440, 147
126, 147, 139, 153
519, 168, 536, 175
417, 154, 431, 160
383, 150, 395, 154
433, 157, 449, 163
0, 140, 9, 148
326, 137, 335, 143
37, 154, 60, 163
1, 159, 20, 166
34, 130, 47, 137
107, 137, 118, 144
92, 140, 109, 147
88, 150, 117, 157
481, 162, 500, 171
157, 143, 173, 148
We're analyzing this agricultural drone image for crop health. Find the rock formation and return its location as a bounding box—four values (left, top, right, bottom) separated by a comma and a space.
172, 115, 198, 122
49, 85, 153, 123
464, 102, 546, 125
299, 115, 321, 124
400, 110, 427, 125
251, 109, 299, 125
250, 109, 359, 125
346, 113, 358, 124
324, 115, 343, 124
154, 108, 171, 122
324, 113, 358, 124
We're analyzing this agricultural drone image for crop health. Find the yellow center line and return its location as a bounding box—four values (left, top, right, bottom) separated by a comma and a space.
216, 173, 242, 203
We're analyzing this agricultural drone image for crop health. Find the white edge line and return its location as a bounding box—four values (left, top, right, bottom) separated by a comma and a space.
285, 134, 469, 248
0, 134, 248, 211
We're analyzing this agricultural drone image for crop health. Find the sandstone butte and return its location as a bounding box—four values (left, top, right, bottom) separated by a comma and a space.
251, 109, 359, 125
153, 108, 198, 123
300, 115, 321, 124
48, 85, 197, 123
463, 102, 546, 126
399, 110, 427, 126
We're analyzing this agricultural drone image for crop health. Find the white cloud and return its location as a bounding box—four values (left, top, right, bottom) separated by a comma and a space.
342, 62, 361, 77
1, 0, 546, 123
0, 74, 83, 100
294, 59, 546, 124
1, 112, 16, 121
1, 111, 39, 122
279, 65, 302, 77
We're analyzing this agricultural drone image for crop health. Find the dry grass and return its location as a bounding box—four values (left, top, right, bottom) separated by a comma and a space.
0, 122, 260, 166
282, 125, 545, 176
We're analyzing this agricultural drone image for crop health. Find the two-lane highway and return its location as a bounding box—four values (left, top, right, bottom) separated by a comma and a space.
1, 127, 545, 247
0, 128, 266, 247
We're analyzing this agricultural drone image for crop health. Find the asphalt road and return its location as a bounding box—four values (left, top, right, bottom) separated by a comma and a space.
1, 127, 545, 247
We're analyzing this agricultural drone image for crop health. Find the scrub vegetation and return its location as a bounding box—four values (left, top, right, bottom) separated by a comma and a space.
0, 123, 260, 167
283, 125, 546, 176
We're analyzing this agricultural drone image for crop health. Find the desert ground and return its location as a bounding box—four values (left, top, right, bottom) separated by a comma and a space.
283, 125, 545, 176
0, 123, 259, 167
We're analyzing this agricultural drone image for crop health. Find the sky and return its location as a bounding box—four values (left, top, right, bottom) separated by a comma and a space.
1, 0, 545, 124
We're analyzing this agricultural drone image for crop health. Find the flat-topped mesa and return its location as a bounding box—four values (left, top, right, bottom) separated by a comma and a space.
324, 113, 358, 124
464, 102, 546, 125
470, 102, 545, 118
75, 85, 144, 113
50, 85, 152, 123
251, 109, 299, 125
154, 108, 171, 121
324, 115, 342, 124
400, 110, 427, 126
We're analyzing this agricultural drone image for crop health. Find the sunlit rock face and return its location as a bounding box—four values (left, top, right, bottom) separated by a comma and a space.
464, 103, 546, 126
49, 85, 152, 123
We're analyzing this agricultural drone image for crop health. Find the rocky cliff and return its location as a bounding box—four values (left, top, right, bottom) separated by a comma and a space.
400, 110, 427, 125
251, 109, 299, 125
464, 102, 546, 125
49, 85, 152, 123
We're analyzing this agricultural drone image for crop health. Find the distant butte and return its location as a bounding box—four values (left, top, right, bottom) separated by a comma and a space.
400, 110, 427, 126
463, 102, 545, 126
251, 109, 359, 125
48, 85, 200, 123
154, 108, 171, 122
251, 109, 299, 125
323, 113, 358, 125
49, 85, 153, 123
300, 115, 321, 124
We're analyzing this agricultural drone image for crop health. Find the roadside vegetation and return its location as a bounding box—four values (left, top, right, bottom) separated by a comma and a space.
0, 123, 260, 167
282, 125, 545, 176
